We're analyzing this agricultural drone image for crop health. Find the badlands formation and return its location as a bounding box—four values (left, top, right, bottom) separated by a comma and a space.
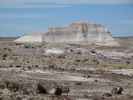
1, 22, 133, 100
0, 36, 133, 100
15, 21, 119, 46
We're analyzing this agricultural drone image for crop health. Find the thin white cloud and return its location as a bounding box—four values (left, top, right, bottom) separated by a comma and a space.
0, 4, 71, 8
0, 0, 71, 8
55, 0, 133, 4
1, 0, 133, 4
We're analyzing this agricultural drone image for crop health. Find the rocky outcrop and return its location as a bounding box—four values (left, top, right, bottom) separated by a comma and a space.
15, 21, 119, 46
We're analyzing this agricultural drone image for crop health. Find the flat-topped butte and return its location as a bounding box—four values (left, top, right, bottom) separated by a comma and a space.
15, 21, 119, 46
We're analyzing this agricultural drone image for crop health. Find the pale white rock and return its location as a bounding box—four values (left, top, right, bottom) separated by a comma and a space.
45, 48, 64, 55
15, 34, 43, 43
111, 69, 133, 76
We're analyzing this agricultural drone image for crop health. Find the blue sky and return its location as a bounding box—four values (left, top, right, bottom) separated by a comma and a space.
0, 0, 133, 37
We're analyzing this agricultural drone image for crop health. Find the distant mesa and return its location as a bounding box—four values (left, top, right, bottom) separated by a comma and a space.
14, 21, 119, 46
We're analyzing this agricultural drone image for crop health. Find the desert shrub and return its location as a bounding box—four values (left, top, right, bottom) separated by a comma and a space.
90, 50, 96, 54
54, 87, 62, 96
6, 81, 19, 92
35, 65, 39, 68
16, 65, 21, 68
9, 65, 13, 68
49, 64, 55, 69
20, 82, 36, 95
75, 59, 81, 62
75, 82, 82, 86
24, 44, 34, 49
92, 59, 99, 65
2, 54, 8, 60
2, 54, 7, 58
0, 81, 6, 89
37, 83, 47, 94
126, 61, 130, 65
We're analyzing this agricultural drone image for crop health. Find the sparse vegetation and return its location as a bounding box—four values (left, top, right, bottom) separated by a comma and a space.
0, 38, 133, 100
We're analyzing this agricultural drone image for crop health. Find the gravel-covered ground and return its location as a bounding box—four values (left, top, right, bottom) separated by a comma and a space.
0, 38, 133, 100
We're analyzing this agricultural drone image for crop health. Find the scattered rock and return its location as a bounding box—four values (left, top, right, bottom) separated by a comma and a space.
111, 86, 124, 95
2, 88, 11, 95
